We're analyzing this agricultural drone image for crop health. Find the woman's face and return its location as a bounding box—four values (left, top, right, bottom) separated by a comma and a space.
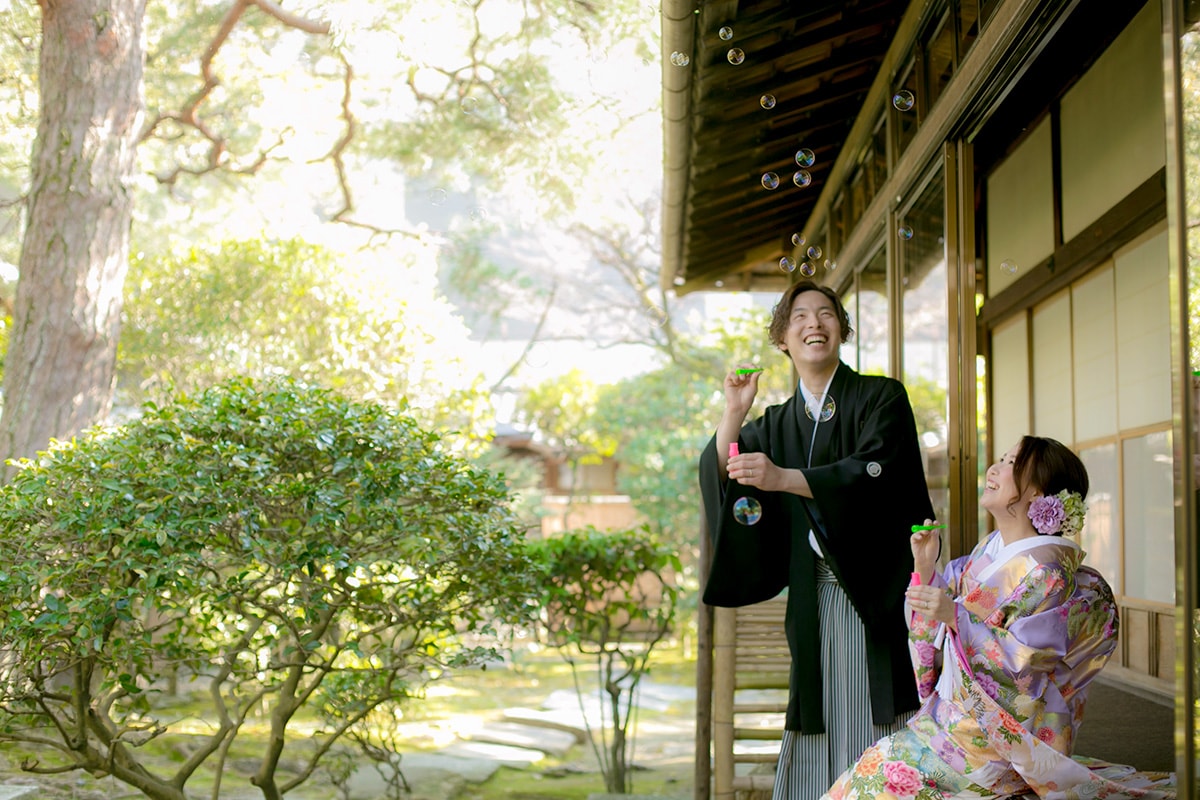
981, 441, 1030, 519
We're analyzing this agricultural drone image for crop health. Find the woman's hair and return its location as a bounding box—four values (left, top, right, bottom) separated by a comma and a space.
1011, 435, 1089, 512
767, 280, 854, 347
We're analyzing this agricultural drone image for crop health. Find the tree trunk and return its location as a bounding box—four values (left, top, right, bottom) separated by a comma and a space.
0, 0, 145, 478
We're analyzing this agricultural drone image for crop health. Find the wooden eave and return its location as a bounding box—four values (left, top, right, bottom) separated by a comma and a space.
660, 0, 910, 295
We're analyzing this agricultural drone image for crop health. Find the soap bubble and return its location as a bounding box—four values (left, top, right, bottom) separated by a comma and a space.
807, 245, 822, 260
892, 89, 915, 111
780, 256, 797, 273
719, 25, 734, 40
670, 51, 691, 67
791, 232, 806, 247
1001, 260, 1019, 275
760, 94, 776, 109
460, 97, 479, 114
761, 172, 780, 190
898, 225, 914, 240
799, 261, 816, 277
795, 148, 815, 167
429, 188, 448, 206
793, 170, 812, 187
727, 48, 745, 65
732, 496, 763, 526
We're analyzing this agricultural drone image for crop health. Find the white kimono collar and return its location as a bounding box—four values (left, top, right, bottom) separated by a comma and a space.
974, 532, 1080, 586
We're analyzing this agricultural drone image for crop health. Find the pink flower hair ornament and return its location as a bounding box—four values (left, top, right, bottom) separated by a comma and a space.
1027, 489, 1086, 536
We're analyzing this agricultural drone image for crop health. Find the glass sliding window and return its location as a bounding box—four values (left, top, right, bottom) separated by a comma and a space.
856, 243, 889, 376
923, 9, 955, 110
871, 114, 888, 188
900, 170, 949, 523
893, 62, 921, 161
1169, 0, 1200, 783
956, 0, 980, 62
850, 160, 868, 226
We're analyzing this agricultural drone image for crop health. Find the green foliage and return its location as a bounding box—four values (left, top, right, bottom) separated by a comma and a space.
528, 525, 680, 793
0, 377, 539, 800
119, 237, 490, 443
0, 3, 39, 267
591, 309, 789, 565
517, 368, 618, 466
531, 525, 680, 652
905, 374, 948, 442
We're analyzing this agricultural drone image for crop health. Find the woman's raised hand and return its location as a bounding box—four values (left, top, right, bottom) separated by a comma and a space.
910, 519, 940, 581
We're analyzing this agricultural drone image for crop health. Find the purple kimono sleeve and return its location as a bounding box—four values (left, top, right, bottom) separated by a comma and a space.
957, 563, 1073, 681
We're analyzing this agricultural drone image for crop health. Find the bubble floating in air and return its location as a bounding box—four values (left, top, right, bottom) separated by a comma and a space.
892, 90, 915, 112
732, 496, 763, 526
719, 25, 734, 40
1001, 260, 1019, 275
800, 262, 816, 277
461, 97, 479, 114
898, 225, 914, 240
826, 260, 837, 271
807, 245, 822, 260
791, 232, 806, 247
795, 148, 815, 168
761, 172, 780, 190
793, 170, 812, 187
670, 51, 691, 67
727, 48, 745, 65
429, 188, 448, 206
780, 256, 797, 273
760, 94, 776, 109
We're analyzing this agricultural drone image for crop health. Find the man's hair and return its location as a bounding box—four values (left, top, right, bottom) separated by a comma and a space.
767, 280, 854, 347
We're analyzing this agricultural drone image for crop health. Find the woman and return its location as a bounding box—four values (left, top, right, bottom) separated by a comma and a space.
824, 435, 1175, 800
699, 281, 933, 797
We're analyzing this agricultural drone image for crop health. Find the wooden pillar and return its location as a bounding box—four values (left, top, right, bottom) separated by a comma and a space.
694, 512, 713, 800
713, 605, 737, 800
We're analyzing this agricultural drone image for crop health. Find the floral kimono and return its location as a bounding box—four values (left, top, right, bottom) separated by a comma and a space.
824, 532, 1177, 800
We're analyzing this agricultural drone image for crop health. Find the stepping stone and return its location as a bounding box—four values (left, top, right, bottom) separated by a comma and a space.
637, 682, 697, 706
440, 740, 546, 766
502, 707, 589, 742
0, 787, 38, 800
464, 720, 578, 756
344, 752, 499, 799
543, 681, 692, 716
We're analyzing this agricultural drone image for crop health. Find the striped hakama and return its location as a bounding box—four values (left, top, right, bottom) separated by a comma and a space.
771, 558, 914, 800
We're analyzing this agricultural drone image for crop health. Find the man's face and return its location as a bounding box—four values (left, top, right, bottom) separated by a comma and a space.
780, 290, 842, 370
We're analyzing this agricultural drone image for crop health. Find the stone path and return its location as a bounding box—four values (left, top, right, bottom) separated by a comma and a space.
0, 681, 696, 800
342, 680, 696, 799
0, 787, 37, 799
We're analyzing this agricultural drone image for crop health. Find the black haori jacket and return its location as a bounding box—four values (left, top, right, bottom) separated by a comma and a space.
699, 362, 934, 733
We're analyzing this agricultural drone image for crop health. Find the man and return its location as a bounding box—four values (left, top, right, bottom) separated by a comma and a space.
699, 280, 934, 798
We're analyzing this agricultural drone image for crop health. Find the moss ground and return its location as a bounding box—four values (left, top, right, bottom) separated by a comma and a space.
0, 643, 698, 799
